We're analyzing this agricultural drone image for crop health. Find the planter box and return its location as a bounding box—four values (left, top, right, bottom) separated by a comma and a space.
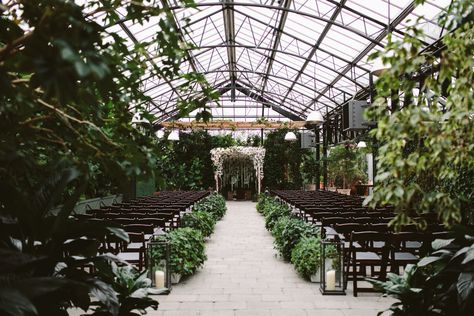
171, 273, 182, 284
336, 189, 351, 195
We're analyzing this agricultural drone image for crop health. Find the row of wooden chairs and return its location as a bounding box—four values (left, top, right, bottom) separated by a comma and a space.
344, 230, 439, 296
85, 191, 210, 269
271, 190, 447, 296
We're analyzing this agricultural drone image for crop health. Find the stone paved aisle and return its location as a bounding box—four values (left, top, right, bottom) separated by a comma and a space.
151, 201, 394, 316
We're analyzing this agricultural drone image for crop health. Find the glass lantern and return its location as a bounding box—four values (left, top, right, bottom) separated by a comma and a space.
147, 239, 171, 294
320, 239, 346, 295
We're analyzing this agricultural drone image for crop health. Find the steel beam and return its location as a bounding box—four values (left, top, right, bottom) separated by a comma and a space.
222, 0, 237, 101
280, 0, 347, 108
164, 2, 388, 47
234, 80, 304, 121
303, 1, 417, 114
117, 21, 182, 114
260, 0, 292, 111
160, 0, 217, 106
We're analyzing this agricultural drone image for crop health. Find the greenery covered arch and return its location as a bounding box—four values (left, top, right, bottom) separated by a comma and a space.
210, 146, 266, 194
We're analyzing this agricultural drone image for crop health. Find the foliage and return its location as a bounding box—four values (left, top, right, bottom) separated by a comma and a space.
263, 129, 306, 189
271, 216, 319, 261
291, 236, 339, 280
154, 228, 207, 277
93, 263, 159, 316
364, 0, 474, 228
263, 201, 292, 231
0, 0, 217, 314
193, 193, 227, 220
301, 152, 319, 185
291, 236, 322, 279
181, 210, 216, 238
256, 194, 271, 214
370, 229, 474, 316
0, 168, 145, 316
327, 144, 367, 189
156, 131, 237, 190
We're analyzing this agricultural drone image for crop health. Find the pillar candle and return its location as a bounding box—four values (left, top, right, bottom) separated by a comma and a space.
326, 270, 336, 291
155, 270, 165, 288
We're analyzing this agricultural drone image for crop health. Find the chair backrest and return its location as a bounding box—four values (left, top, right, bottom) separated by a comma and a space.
351, 217, 372, 224
391, 232, 432, 256
350, 231, 389, 252
113, 218, 136, 225
127, 232, 145, 243
310, 212, 336, 221
321, 217, 348, 227
334, 223, 365, 239
137, 218, 167, 228
400, 224, 418, 232
124, 224, 154, 234
369, 223, 391, 232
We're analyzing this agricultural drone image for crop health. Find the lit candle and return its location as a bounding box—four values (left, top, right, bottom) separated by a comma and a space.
155, 270, 165, 288
326, 270, 336, 291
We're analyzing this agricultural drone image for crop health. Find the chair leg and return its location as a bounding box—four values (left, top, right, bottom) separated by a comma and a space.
353, 259, 358, 297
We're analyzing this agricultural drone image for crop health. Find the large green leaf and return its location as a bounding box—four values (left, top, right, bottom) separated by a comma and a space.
457, 272, 474, 304
418, 256, 443, 267
0, 288, 37, 316
432, 238, 455, 251
89, 279, 119, 316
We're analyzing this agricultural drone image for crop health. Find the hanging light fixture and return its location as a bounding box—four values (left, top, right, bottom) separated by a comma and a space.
284, 131, 297, 142
167, 130, 180, 141
371, 55, 390, 76
306, 109, 324, 125
356, 141, 367, 148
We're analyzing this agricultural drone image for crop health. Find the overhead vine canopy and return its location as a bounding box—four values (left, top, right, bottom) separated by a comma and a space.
91, 0, 451, 122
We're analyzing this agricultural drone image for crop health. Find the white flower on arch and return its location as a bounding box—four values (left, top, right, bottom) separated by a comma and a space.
210, 146, 266, 194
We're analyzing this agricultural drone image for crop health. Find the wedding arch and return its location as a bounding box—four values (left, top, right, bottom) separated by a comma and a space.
210, 146, 266, 194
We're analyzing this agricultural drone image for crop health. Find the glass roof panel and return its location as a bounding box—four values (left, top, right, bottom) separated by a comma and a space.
90, 0, 450, 121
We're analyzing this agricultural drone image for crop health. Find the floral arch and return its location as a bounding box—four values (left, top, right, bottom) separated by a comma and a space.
210, 146, 266, 194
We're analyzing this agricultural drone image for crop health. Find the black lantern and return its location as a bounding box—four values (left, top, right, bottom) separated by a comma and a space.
147, 239, 171, 294
320, 239, 346, 295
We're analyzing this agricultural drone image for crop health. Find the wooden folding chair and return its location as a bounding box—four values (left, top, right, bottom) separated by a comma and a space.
348, 231, 390, 297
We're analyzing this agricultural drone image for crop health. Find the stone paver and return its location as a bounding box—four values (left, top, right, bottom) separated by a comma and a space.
151, 201, 395, 316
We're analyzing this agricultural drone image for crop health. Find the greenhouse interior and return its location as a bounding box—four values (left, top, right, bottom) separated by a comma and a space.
1, 0, 474, 315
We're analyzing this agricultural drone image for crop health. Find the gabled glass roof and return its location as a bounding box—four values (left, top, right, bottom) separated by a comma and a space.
96, 0, 452, 122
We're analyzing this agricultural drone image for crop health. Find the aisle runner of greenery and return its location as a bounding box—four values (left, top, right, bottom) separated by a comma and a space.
151, 193, 227, 280
256, 195, 337, 281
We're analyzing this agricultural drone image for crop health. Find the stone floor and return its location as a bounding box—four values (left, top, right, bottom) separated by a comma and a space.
150, 201, 394, 316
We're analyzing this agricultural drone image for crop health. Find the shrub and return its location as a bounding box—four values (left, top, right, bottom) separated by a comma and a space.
153, 228, 207, 277
291, 236, 338, 280
264, 202, 291, 231
272, 216, 319, 261
256, 194, 270, 214
194, 193, 226, 220
291, 236, 322, 279
182, 210, 216, 237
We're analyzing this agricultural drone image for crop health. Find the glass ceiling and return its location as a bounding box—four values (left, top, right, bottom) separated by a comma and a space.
101, 0, 452, 123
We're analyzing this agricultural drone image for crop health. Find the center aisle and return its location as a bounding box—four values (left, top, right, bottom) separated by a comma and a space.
153, 201, 392, 316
